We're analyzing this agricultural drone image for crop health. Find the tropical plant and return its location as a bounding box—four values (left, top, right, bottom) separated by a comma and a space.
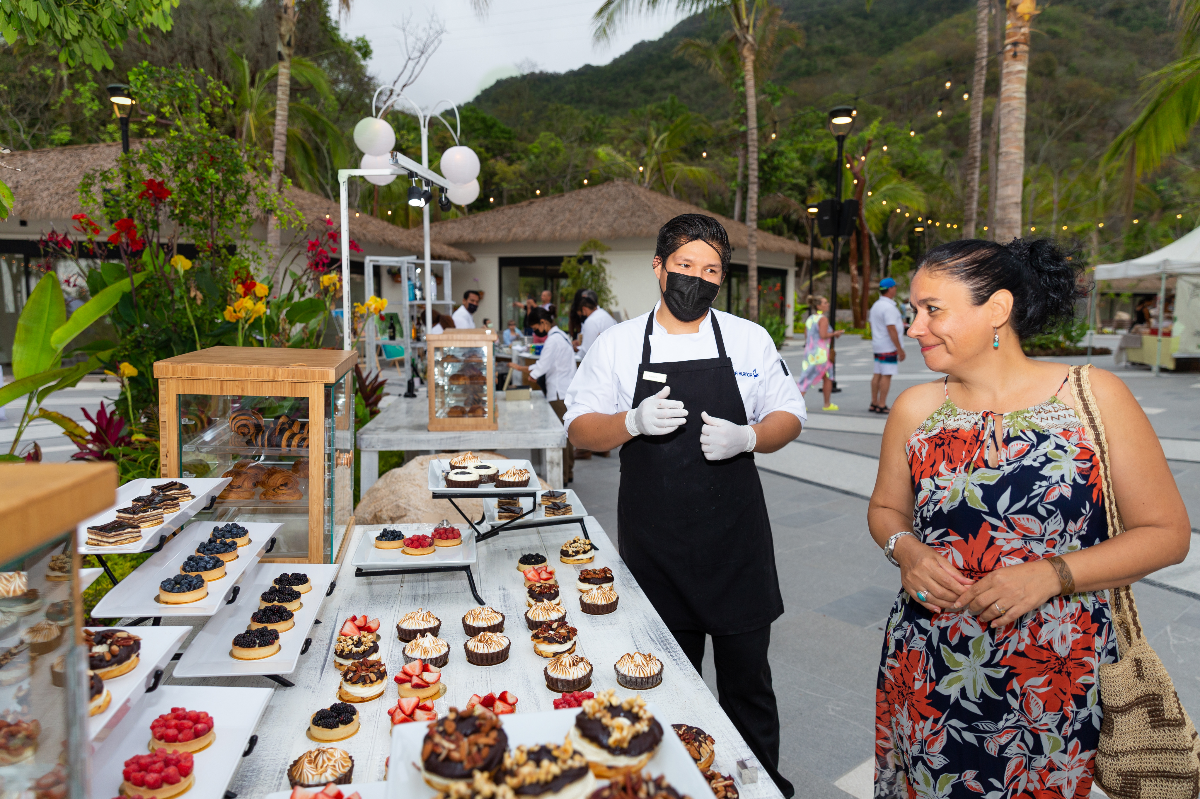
962, 0, 990, 237
597, 98, 715, 197
69, 403, 134, 461
559, 239, 617, 312
994, 0, 1041, 241
354, 365, 388, 429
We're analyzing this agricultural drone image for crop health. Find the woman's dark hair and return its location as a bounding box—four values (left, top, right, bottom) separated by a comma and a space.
527, 306, 553, 327
568, 288, 599, 338
655, 214, 732, 275
915, 238, 1089, 339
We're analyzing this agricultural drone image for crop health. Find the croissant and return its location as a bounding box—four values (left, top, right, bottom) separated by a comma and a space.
230, 409, 263, 441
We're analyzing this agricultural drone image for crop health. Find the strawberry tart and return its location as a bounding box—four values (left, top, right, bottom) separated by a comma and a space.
387, 695, 438, 725
466, 690, 518, 715
148, 708, 215, 753
120, 750, 194, 799
394, 659, 446, 700
287, 784, 361, 799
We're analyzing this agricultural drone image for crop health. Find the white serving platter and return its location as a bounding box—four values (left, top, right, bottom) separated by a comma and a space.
350, 524, 477, 571
482, 489, 588, 526
386, 703, 716, 799
91, 521, 279, 619
79, 568, 104, 592
172, 563, 338, 679
89, 684, 273, 799
427, 459, 538, 495
265, 782, 386, 799
89, 625, 191, 747
77, 477, 231, 554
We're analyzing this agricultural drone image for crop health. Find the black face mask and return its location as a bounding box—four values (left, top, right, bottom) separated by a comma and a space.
660, 271, 720, 322
465, 302, 478, 313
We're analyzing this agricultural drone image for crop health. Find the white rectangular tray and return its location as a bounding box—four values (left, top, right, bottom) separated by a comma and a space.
80, 567, 104, 593
266, 783, 385, 799
351, 524, 477, 571
427, 459, 537, 495
89, 684, 273, 799
482, 489, 587, 526
89, 625, 191, 747
92, 521, 279, 619
386, 704, 715, 799
172, 563, 338, 679
77, 477, 231, 554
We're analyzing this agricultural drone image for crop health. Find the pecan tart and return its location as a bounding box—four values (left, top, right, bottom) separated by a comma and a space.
500, 738, 596, 799
671, 724, 714, 770
419, 705, 508, 791
567, 690, 663, 778
333, 633, 380, 669
559, 536, 595, 564
338, 658, 387, 702
87, 629, 141, 678
575, 567, 613, 592
531, 621, 577, 658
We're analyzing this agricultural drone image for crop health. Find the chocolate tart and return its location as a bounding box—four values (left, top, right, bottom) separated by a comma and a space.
615, 651, 663, 690
333, 633, 379, 669
673, 724, 715, 770
180, 554, 226, 582
85, 519, 142, 547
87, 629, 141, 678
158, 574, 207, 605
308, 703, 359, 742
469, 464, 499, 483
496, 468, 530, 488
419, 705, 507, 791
580, 585, 618, 615
525, 600, 567, 630
464, 632, 510, 666
287, 747, 354, 788
589, 772, 688, 799
544, 653, 592, 692
337, 658, 386, 702
396, 608, 441, 642
195, 536, 239, 563
88, 672, 111, 717
567, 690, 664, 778
540, 490, 568, 505
501, 740, 596, 799
517, 552, 548, 572
576, 567, 614, 592
230, 627, 280, 660
403, 633, 449, 667
210, 522, 251, 547
273, 572, 311, 593
527, 583, 561, 606
559, 536, 595, 564
531, 620, 577, 658
258, 585, 302, 611
445, 469, 480, 488
249, 604, 295, 633
374, 528, 406, 549
462, 606, 505, 636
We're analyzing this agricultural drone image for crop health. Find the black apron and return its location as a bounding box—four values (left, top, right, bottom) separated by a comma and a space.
618, 312, 784, 635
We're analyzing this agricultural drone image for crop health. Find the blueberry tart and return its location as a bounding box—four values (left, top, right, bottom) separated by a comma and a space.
158, 574, 207, 605
374, 528, 406, 550
196, 536, 239, 563
180, 554, 226, 582
210, 522, 250, 547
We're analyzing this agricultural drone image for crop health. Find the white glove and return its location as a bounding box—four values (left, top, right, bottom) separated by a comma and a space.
700, 411, 756, 461
625, 386, 687, 437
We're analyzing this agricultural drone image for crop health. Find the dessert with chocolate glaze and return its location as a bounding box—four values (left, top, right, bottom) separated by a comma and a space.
702, 769, 738, 799
587, 772, 689, 799
231, 627, 280, 660
464, 631, 510, 666
525, 600, 566, 630
88, 672, 110, 716
672, 724, 714, 770
540, 490, 567, 506
333, 633, 380, 669
288, 747, 354, 788
308, 703, 358, 742
445, 470, 480, 489
527, 583, 561, 607
419, 705, 508, 791
151, 481, 194, 502
576, 567, 613, 592
86, 519, 142, 547
544, 501, 573, 517
544, 653, 592, 693
249, 604, 295, 633
559, 537, 595, 565
531, 621, 577, 658
338, 658, 387, 702
397, 608, 441, 642
403, 633, 450, 668
87, 629, 141, 678
462, 606, 505, 636
258, 585, 302, 611
469, 464, 499, 483
567, 690, 663, 778
273, 572, 311, 593
500, 738, 596, 799
496, 498, 524, 521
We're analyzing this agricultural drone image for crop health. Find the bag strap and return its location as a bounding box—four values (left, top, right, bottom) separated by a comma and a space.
1068, 364, 1144, 654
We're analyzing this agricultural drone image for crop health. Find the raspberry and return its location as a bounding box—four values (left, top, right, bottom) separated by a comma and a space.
129, 774, 145, 788
194, 723, 209, 736
178, 729, 194, 742
178, 761, 193, 777
186, 711, 199, 722
123, 769, 134, 781
163, 766, 181, 785
148, 762, 163, 774
162, 729, 179, 743
143, 773, 162, 790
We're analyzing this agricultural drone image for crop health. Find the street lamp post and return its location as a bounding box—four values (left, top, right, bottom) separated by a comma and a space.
106, 85, 134, 154
806, 205, 818, 301
826, 106, 856, 391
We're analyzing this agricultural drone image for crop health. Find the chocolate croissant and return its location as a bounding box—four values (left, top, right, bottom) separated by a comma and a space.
230, 409, 263, 441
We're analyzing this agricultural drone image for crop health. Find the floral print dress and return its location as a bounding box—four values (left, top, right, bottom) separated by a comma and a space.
796, 312, 832, 394
875, 379, 1118, 799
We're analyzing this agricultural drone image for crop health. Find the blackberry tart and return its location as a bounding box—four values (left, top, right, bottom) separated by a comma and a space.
374, 527, 406, 550
87, 629, 140, 678
333, 633, 379, 669
560, 537, 595, 565
672, 724, 715, 770
531, 621, 577, 658
568, 690, 663, 778
525, 600, 566, 631
287, 747, 354, 788
527, 583, 561, 606
158, 574, 207, 605
231, 627, 280, 660
615, 652, 663, 691
544, 653, 592, 693
196, 536, 238, 563
419, 705, 507, 791
258, 585, 302, 611
337, 658, 387, 702
179, 554, 225, 582
462, 606, 505, 636
464, 632, 510, 666
501, 739, 596, 799
273, 572, 311, 593
576, 567, 614, 592
308, 702, 359, 742
396, 608, 441, 642
249, 604, 295, 633
87, 672, 110, 716
517, 552, 548, 572
580, 585, 618, 615
210, 523, 250, 547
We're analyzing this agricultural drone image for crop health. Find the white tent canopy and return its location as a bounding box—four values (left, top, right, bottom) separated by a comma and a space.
1094, 226, 1200, 279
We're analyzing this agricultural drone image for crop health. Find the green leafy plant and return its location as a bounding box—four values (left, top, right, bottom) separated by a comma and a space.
559, 239, 617, 312
759, 314, 787, 349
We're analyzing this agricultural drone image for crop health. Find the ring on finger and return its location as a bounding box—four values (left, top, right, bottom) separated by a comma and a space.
916, 590, 928, 603
994, 602, 1006, 615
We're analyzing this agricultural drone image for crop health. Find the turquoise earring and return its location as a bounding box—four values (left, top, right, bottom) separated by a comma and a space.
993, 328, 1000, 349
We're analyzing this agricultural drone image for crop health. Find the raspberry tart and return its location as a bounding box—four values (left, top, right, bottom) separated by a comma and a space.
615, 652, 663, 690
337, 659, 386, 702
273, 572, 311, 593
259, 585, 302, 611
120, 749, 195, 799
308, 702, 359, 742
249, 604, 295, 633
531, 620, 577, 658
394, 658, 447, 700
231, 627, 280, 660
431, 524, 462, 547
396, 608, 440, 642
401, 534, 435, 556
580, 585, 618, 615
544, 653, 593, 693
158, 574, 207, 605
373, 528, 406, 550
568, 690, 663, 778
418, 705, 507, 791
287, 747, 354, 788
524, 600, 566, 630
552, 690, 595, 710
462, 606, 505, 636
672, 724, 715, 770
403, 633, 449, 667
148, 708, 215, 753
464, 631, 511, 666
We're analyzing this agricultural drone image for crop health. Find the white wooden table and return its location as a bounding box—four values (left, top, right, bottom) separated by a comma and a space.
204, 520, 782, 799
357, 389, 568, 492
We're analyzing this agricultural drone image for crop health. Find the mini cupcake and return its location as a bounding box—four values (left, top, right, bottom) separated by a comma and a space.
249, 604, 295, 633
445, 470, 480, 489
527, 583, 561, 606
531, 621, 577, 658
560, 537, 595, 564
309, 703, 359, 743
287, 747, 354, 788
544, 653, 592, 693
525, 600, 566, 631
576, 566, 614, 592
273, 572, 311, 593
517, 553, 547, 572
403, 633, 450, 668
615, 651, 663, 690
496, 467, 530, 488
396, 608, 441, 642
374, 528, 406, 549
580, 585, 618, 615
464, 632, 511, 666
338, 658, 387, 703
672, 724, 716, 770
470, 464, 499, 484
462, 606, 505, 636
259, 585, 302, 612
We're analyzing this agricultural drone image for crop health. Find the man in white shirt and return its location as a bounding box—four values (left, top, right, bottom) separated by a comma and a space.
576, 293, 617, 358
564, 214, 803, 798
451, 289, 480, 330
539, 289, 553, 310
509, 306, 578, 482
867, 277, 906, 414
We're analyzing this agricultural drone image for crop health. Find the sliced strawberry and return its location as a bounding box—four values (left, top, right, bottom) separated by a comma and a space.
465, 693, 482, 708
394, 673, 412, 684
289, 788, 313, 799
319, 786, 343, 799
421, 671, 441, 685
398, 696, 420, 715
412, 709, 438, 721
401, 661, 423, 677
356, 614, 368, 627
493, 700, 515, 714
424, 664, 441, 673
479, 692, 496, 708
522, 568, 539, 580
364, 618, 380, 633
417, 701, 434, 712
498, 691, 518, 705
346, 794, 362, 799
409, 676, 428, 689
392, 713, 414, 725
338, 620, 359, 637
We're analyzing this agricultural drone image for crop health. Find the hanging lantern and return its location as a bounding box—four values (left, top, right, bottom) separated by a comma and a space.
446, 179, 480, 206
354, 117, 395, 156
360, 153, 396, 186
440, 146, 481, 185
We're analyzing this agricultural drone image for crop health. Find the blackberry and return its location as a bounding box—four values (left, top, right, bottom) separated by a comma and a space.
259, 586, 300, 604
251, 604, 294, 623
232, 627, 279, 648
273, 572, 309, 587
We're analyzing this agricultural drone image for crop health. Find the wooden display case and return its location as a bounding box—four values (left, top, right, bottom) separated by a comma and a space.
154, 347, 357, 564
426, 329, 498, 431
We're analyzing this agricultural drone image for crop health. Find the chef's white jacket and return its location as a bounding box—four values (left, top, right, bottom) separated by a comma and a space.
563, 303, 807, 431
578, 307, 617, 358
529, 326, 576, 402
452, 304, 475, 330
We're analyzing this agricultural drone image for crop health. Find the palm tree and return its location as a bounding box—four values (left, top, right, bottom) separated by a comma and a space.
594, 0, 796, 321
962, 0, 990, 238
994, 0, 1040, 242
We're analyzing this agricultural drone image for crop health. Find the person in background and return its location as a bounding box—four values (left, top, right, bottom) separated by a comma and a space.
509, 306, 577, 483
539, 289, 554, 310
483, 318, 493, 331
568, 288, 588, 343
795, 295, 841, 411
503, 319, 520, 346
868, 277, 906, 414
428, 309, 455, 336
453, 289, 480, 330
576, 290, 617, 358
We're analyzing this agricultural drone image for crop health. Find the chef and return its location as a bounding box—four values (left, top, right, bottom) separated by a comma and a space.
576, 290, 617, 358
510, 306, 578, 482
452, 289, 480, 329
563, 214, 803, 798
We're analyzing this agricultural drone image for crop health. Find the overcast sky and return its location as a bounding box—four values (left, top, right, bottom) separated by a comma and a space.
338, 0, 690, 111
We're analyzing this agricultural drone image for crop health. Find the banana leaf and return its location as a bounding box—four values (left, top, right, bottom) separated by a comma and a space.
50, 271, 148, 351
36, 358, 99, 404
13, 274, 66, 380
0, 363, 82, 407
34, 408, 89, 446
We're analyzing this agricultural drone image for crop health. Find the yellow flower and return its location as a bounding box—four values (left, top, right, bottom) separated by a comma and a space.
249, 300, 267, 320
223, 305, 242, 322
234, 296, 254, 312
254, 282, 269, 298
320, 273, 340, 291
170, 254, 193, 272
353, 302, 366, 316
118, 362, 138, 379
367, 296, 388, 314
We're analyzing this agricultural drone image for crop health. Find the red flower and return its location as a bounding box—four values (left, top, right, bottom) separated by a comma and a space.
107, 218, 144, 251
238, 279, 258, 298
1001, 607, 1098, 713
138, 179, 171, 203
71, 213, 101, 236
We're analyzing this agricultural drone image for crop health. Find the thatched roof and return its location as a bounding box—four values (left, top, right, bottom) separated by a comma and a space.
429, 180, 833, 261
0, 142, 472, 262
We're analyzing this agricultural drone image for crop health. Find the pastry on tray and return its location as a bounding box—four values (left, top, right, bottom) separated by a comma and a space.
337, 658, 387, 702
403, 633, 450, 667
560, 537, 595, 564
445, 470, 480, 489
46, 554, 71, 582
525, 600, 566, 631
544, 653, 592, 693
531, 620, 577, 658
432, 524, 463, 547
402, 534, 436, 556
448, 452, 480, 469
159, 574, 207, 606
1, 586, 41, 616
588, 772, 689, 799
419, 705, 507, 791
522, 566, 556, 588
446, 406, 467, 418
116, 494, 177, 528
469, 464, 498, 483
501, 739, 596, 799
0, 610, 15, 639
120, 749, 194, 799
567, 690, 664, 778
396, 608, 440, 642
50, 654, 66, 687
0, 716, 37, 764
374, 528, 407, 549
87, 629, 141, 678
544, 501, 573, 517
88, 672, 111, 716
287, 747, 354, 788
333, 632, 380, 669
210, 523, 251, 547
195, 536, 238, 563
496, 467, 530, 488
580, 585, 618, 615
672, 724, 715, 770
394, 659, 446, 700
230, 627, 280, 660
462, 606, 505, 637
540, 490, 568, 505
151, 481, 194, 502
703, 769, 739, 799
496, 498, 524, 521
179, 554, 225, 582
249, 604, 295, 633
149, 708, 215, 752
259, 586, 302, 611
308, 702, 359, 742
526, 584, 561, 607
273, 572, 311, 593
260, 471, 304, 502
86, 519, 142, 547
464, 631, 510, 666
517, 553, 547, 572
577, 567, 614, 592
615, 652, 663, 691
21, 621, 62, 656
45, 600, 72, 625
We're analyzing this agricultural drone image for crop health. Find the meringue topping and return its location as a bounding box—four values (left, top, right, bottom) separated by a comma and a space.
581, 585, 618, 604
545, 653, 592, 680
526, 601, 565, 622
615, 651, 662, 678
404, 633, 449, 659
21, 621, 60, 643
449, 452, 481, 468
499, 467, 529, 482
398, 608, 439, 629
463, 606, 504, 626
466, 632, 510, 653
289, 747, 352, 785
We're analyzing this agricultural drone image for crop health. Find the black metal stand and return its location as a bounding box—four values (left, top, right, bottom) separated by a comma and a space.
437, 490, 539, 539
479, 514, 594, 543
92, 533, 168, 587
354, 564, 485, 605
263, 674, 295, 687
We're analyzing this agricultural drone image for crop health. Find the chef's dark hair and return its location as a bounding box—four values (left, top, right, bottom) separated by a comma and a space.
915, 238, 1088, 340
527, 307, 553, 327
579, 290, 599, 310
655, 214, 732, 276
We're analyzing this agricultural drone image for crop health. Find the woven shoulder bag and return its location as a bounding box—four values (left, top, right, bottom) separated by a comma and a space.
1069, 365, 1200, 799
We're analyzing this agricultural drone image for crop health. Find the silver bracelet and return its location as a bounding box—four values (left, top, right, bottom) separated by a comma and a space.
884, 531, 915, 567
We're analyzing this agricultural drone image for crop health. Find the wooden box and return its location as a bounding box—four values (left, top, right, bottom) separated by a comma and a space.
426, 330, 497, 431
154, 347, 357, 563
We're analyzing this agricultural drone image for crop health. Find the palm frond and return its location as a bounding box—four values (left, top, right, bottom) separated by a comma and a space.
1104, 53, 1200, 176
592, 0, 714, 44
1172, 0, 1200, 53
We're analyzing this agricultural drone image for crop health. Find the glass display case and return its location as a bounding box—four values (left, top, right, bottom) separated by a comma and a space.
0, 463, 118, 799
427, 329, 498, 431
154, 347, 357, 563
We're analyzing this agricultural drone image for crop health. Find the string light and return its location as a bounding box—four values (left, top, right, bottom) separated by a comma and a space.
945, 80, 952, 89
583, 179, 588, 185
910, 129, 916, 136
937, 104, 944, 118
638, 166, 644, 172
867, 191, 872, 195
701, 151, 707, 158
853, 179, 858, 184
387, 210, 391, 215
355, 212, 360, 217
905, 212, 910, 217
325, 214, 330, 219
860, 155, 865, 161
1030, 226, 1036, 231
1062, 225, 1067, 230
882, 144, 888, 151
983, 226, 988, 230
536, 189, 541, 195
1098, 222, 1104, 228
1133, 218, 1139, 224
962, 92, 969, 101
489, 197, 495, 203
1177, 213, 1183, 218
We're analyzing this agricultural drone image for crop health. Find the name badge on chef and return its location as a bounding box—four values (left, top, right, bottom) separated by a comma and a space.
642, 370, 667, 383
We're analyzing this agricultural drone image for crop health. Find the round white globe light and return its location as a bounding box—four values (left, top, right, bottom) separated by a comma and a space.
440, 146, 481, 185
446, 179, 480, 206
360, 154, 396, 186
353, 117, 395, 156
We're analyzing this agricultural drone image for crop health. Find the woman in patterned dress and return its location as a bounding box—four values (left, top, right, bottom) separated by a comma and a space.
796, 295, 842, 410
867, 239, 1190, 799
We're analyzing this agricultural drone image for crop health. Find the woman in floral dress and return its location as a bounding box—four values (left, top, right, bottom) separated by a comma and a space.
796, 295, 842, 410
867, 239, 1190, 799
